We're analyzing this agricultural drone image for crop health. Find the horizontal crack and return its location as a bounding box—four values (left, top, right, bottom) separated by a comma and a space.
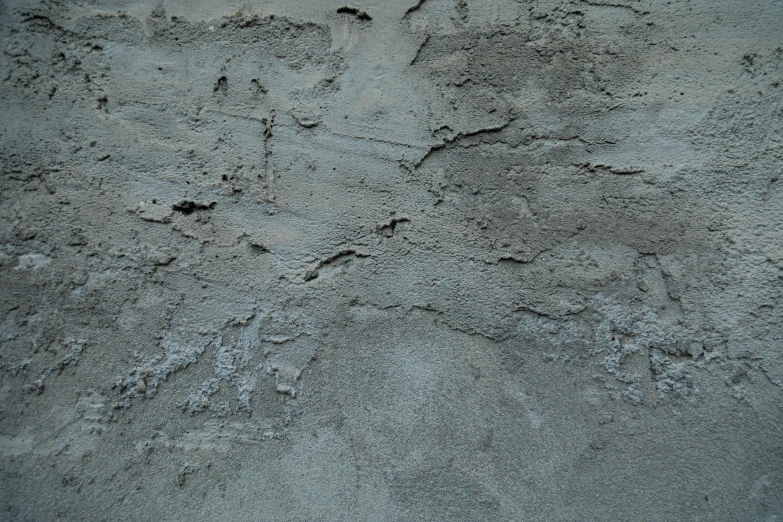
415, 118, 515, 168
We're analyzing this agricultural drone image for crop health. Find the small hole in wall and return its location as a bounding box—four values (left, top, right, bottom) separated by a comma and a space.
214, 76, 228, 93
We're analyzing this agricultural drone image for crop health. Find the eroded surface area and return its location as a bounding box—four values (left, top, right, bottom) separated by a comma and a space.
1, 0, 782, 520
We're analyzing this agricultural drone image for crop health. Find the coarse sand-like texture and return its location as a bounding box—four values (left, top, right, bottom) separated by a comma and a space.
1, 0, 782, 520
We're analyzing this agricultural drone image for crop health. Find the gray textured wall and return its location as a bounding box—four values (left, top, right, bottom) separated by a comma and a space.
1, 0, 782, 520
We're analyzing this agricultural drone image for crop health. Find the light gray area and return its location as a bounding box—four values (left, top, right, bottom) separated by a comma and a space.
1, 0, 782, 519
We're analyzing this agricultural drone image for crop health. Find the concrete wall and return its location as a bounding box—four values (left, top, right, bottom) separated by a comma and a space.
1, 0, 782, 519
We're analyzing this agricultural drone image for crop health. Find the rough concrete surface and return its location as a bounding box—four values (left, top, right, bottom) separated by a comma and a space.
0, 0, 782, 520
